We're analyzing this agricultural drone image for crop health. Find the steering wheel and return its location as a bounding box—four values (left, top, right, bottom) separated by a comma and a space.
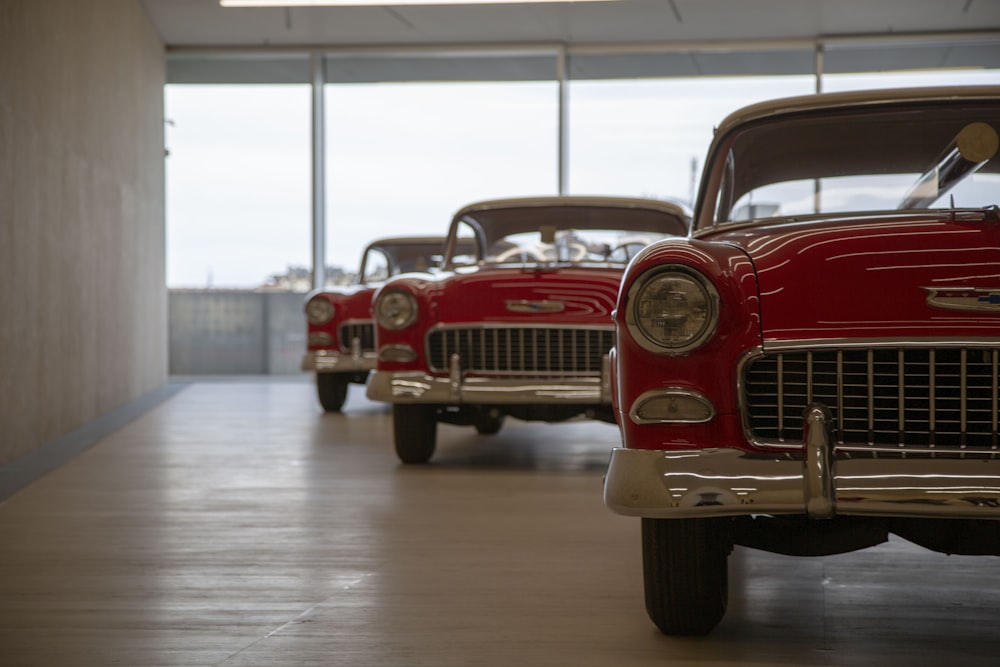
606, 242, 646, 262
565, 242, 588, 262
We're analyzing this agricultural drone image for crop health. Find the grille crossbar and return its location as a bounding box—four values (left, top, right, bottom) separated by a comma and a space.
427, 327, 614, 376
744, 347, 1000, 453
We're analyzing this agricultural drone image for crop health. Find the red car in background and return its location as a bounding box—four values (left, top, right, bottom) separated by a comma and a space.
366, 196, 690, 464
302, 236, 447, 412
604, 86, 1000, 636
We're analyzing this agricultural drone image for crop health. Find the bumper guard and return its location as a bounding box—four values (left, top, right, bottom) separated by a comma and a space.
605, 404, 1000, 520
366, 355, 611, 404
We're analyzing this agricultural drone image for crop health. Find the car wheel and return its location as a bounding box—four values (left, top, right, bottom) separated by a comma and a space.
641, 517, 732, 636
316, 373, 349, 412
473, 414, 504, 435
393, 404, 437, 464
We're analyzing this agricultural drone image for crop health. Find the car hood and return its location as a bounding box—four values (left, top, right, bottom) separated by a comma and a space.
431, 265, 623, 325
709, 212, 1000, 342
339, 286, 378, 319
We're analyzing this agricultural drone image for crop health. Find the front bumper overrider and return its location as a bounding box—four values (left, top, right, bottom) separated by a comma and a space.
605, 405, 1000, 520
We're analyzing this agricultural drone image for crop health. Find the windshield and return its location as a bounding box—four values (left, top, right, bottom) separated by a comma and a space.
483, 229, 667, 265
447, 201, 689, 268
707, 100, 1000, 226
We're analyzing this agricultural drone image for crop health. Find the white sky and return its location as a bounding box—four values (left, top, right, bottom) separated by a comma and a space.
165, 68, 999, 289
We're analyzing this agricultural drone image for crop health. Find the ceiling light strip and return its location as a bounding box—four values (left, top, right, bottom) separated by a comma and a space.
221, 0, 616, 6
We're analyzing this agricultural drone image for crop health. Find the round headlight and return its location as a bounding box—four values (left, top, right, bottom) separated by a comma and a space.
375, 289, 418, 330
626, 266, 718, 354
305, 296, 335, 325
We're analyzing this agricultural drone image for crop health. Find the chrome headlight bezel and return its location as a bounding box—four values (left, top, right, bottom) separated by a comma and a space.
305, 296, 335, 325
625, 265, 719, 355
374, 289, 418, 331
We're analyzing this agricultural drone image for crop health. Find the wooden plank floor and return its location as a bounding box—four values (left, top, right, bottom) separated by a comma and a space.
2, 379, 999, 665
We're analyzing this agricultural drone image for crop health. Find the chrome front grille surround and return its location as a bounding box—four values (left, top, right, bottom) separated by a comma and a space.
742, 345, 1000, 455
427, 325, 614, 375
339, 321, 375, 351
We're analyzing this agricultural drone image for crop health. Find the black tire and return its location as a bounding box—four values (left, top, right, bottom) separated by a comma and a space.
473, 414, 504, 435
641, 517, 732, 636
393, 404, 437, 464
316, 373, 350, 412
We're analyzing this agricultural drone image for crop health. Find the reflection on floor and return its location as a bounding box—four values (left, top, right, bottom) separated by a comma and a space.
1, 379, 998, 665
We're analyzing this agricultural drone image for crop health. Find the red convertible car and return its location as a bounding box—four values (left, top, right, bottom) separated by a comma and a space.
604, 86, 1000, 636
302, 236, 447, 412
366, 196, 690, 463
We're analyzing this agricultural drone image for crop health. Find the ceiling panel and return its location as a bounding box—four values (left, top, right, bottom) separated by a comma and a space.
143, 0, 1000, 83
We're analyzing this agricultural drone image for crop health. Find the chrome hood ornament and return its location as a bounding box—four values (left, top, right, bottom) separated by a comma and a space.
505, 299, 566, 314
923, 287, 1000, 313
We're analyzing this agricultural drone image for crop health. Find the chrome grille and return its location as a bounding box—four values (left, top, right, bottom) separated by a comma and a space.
427, 327, 614, 375
744, 348, 1000, 453
339, 322, 375, 351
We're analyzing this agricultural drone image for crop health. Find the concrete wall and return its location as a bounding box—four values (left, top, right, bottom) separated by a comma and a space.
0, 1, 167, 466
169, 291, 307, 376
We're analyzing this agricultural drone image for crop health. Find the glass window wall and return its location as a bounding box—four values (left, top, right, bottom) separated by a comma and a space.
165, 84, 311, 290
323, 80, 558, 283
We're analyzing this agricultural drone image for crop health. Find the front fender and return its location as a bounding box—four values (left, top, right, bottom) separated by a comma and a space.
612, 238, 763, 452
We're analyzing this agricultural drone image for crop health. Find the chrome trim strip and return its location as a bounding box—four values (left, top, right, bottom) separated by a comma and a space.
866, 349, 874, 440
897, 349, 905, 447
762, 337, 1000, 351
961, 349, 968, 442
366, 369, 610, 404
777, 353, 785, 441
930, 348, 937, 447
994, 350, 999, 444
838, 350, 846, 446
604, 446, 1000, 520
505, 299, 566, 313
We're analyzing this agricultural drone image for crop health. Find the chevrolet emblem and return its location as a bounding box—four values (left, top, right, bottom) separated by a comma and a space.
922, 287, 1000, 313
505, 299, 565, 313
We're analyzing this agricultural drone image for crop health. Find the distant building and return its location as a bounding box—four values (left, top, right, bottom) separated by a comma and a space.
259, 265, 355, 292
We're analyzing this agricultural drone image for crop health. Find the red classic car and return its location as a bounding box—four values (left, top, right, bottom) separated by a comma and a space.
302, 236, 447, 412
365, 196, 690, 463
604, 86, 1000, 636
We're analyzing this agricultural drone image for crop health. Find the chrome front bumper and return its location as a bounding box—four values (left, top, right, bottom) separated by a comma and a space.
605, 405, 1000, 520
365, 369, 610, 404
301, 350, 377, 373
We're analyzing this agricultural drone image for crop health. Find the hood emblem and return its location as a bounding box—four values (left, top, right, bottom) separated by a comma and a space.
922, 287, 1000, 313
505, 299, 565, 314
